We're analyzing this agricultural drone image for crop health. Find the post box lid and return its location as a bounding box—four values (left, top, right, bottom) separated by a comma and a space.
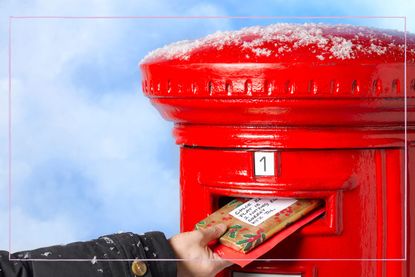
141, 23, 414, 99
140, 23, 415, 135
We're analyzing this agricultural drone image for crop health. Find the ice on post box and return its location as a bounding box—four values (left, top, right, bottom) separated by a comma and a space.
195, 198, 322, 253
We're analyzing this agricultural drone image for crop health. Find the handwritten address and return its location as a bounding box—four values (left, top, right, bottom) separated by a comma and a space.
229, 198, 297, 226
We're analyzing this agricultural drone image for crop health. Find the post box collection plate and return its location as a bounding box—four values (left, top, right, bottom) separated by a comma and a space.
140, 23, 415, 277
233, 273, 301, 277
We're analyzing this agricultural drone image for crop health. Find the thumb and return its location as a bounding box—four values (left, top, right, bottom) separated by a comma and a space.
199, 224, 227, 246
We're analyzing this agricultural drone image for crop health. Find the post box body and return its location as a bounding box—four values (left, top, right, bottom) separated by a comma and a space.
141, 24, 415, 277
176, 133, 410, 277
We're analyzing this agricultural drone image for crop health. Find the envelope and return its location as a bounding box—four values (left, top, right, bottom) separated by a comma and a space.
214, 207, 325, 267
195, 197, 324, 267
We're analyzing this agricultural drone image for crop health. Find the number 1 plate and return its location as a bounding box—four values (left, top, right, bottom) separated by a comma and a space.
254, 152, 275, 176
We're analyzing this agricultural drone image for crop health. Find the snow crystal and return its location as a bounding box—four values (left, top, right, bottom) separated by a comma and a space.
141, 23, 408, 63
91, 256, 97, 264
41, 252, 52, 257
97, 269, 104, 273
316, 55, 325, 61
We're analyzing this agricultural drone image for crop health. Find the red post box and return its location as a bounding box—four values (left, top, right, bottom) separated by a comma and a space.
140, 24, 415, 276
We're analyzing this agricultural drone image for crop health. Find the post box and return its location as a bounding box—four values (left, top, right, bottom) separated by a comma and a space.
140, 24, 415, 276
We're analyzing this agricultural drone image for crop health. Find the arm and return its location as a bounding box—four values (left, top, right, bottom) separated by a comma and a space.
0, 224, 232, 277
0, 232, 176, 277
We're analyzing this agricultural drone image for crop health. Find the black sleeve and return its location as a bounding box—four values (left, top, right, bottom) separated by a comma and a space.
0, 232, 177, 277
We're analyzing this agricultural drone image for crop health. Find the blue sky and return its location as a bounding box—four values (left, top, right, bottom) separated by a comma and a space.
0, 0, 413, 253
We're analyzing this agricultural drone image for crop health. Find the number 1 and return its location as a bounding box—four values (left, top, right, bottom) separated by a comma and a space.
260, 156, 266, 172
254, 152, 275, 176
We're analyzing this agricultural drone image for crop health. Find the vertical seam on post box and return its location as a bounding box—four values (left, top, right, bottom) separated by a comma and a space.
376, 149, 388, 276
384, 148, 405, 275
381, 149, 387, 277
375, 149, 384, 274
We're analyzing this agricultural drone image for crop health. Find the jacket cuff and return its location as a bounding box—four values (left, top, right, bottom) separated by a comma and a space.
141, 232, 177, 277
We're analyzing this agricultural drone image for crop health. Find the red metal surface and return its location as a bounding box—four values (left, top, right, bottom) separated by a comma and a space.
141, 24, 415, 276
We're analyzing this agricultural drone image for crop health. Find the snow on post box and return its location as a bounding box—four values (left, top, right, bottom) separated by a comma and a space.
140, 24, 415, 277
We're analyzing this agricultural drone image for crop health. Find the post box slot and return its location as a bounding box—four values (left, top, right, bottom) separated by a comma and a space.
211, 191, 339, 236
213, 195, 328, 234
215, 195, 325, 210
217, 196, 236, 209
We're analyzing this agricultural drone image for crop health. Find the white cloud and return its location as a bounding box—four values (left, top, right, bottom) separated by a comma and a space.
0, 0, 231, 252
1, 67, 182, 251
1, 207, 81, 251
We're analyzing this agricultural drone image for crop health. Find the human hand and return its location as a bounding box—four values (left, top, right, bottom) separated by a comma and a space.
169, 223, 233, 277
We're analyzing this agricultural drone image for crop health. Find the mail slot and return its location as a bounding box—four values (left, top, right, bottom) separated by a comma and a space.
140, 24, 415, 276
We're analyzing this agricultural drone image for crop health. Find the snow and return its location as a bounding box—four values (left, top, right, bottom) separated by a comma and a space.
101, 236, 115, 244
251, 47, 272, 57
369, 43, 387, 55
141, 23, 407, 63
41, 251, 52, 257
91, 256, 97, 264
329, 37, 354, 59
316, 55, 325, 61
